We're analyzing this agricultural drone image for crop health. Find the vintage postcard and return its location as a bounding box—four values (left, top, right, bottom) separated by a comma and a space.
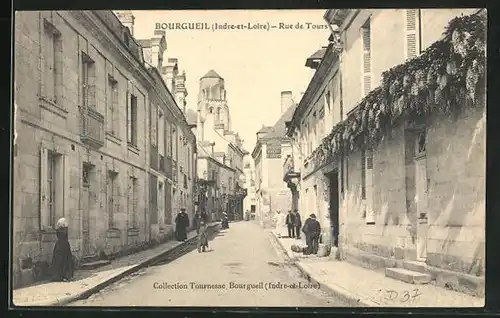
11, 8, 486, 308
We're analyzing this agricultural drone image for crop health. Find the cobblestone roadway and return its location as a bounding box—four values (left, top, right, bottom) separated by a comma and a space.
70, 221, 342, 307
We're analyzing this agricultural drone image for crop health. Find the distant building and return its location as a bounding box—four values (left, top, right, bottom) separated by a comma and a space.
134, 21, 197, 243
243, 155, 257, 216
252, 92, 296, 228
187, 70, 247, 221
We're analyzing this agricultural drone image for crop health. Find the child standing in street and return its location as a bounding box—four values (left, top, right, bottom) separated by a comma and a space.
197, 220, 209, 253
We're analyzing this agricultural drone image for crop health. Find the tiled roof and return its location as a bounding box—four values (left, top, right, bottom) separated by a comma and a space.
262, 104, 297, 139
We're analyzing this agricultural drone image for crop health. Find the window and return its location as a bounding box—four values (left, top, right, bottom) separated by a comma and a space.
405, 9, 421, 60
129, 176, 138, 228
165, 182, 172, 224
172, 127, 177, 159
83, 163, 91, 188
156, 181, 163, 224
151, 104, 158, 147
108, 171, 118, 228
216, 108, 221, 124
318, 106, 325, 138
166, 121, 172, 157
127, 94, 138, 146
158, 110, 164, 156
107, 76, 119, 136
361, 149, 375, 224
47, 152, 56, 227
361, 19, 372, 97
42, 20, 62, 104
81, 53, 96, 108
415, 130, 426, 157
40, 147, 66, 230
361, 150, 366, 200
187, 147, 191, 177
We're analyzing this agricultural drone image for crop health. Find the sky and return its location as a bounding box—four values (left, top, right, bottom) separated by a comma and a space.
131, 10, 330, 152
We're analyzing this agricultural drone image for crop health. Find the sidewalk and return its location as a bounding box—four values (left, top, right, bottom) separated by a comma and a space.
13, 223, 219, 307
271, 232, 484, 307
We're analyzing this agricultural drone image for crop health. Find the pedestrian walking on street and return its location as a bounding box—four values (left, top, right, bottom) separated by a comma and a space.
273, 209, 287, 238
197, 219, 209, 253
293, 210, 302, 239
285, 210, 296, 238
193, 212, 202, 234
51, 217, 74, 282
302, 214, 321, 255
175, 209, 190, 241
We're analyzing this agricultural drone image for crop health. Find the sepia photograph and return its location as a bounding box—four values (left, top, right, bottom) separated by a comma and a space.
11, 8, 486, 308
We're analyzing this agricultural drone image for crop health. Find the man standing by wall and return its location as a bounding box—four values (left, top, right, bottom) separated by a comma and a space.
286, 210, 296, 238
293, 210, 302, 239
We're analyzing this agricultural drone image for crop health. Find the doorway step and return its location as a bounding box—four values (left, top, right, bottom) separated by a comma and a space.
385, 261, 431, 284
79, 254, 111, 270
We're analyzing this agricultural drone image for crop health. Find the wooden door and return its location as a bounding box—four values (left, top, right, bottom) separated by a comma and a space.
81, 183, 91, 257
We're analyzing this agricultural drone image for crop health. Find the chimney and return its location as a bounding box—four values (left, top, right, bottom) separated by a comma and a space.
151, 30, 166, 72
162, 58, 178, 92
174, 70, 188, 113
281, 91, 294, 114
115, 11, 135, 36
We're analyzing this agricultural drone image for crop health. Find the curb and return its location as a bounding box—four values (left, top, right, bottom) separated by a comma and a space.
48, 223, 220, 306
269, 231, 379, 307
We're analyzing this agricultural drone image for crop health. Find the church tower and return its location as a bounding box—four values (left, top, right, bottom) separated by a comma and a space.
198, 70, 231, 134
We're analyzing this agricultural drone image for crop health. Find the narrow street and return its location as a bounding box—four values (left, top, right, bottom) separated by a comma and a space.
69, 221, 341, 307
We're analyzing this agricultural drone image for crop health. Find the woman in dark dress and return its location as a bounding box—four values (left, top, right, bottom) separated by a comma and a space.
51, 218, 74, 281
175, 209, 189, 241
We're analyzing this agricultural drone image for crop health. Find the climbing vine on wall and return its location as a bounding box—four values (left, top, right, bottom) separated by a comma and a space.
310, 11, 486, 169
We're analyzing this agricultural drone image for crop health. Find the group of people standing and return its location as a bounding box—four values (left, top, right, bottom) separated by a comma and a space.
176, 208, 211, 253
48, 209, 206, 284
274, 210, 322, 255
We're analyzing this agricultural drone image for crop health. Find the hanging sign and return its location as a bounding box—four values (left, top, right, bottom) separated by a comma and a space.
266, 141, 282, 159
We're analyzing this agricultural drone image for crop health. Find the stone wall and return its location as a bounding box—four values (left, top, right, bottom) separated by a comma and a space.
341, 102, 485, 277
13, 11, 151, 288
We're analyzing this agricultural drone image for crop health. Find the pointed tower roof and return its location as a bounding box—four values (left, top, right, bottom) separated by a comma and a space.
201, 69, 223, 79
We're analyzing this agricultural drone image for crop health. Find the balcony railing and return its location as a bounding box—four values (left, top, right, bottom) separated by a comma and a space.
79, 106, 104, 148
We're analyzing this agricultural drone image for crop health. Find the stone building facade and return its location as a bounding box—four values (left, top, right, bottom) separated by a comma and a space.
12, 10, 197, 288
286, 8, 485, 296
128, 16, 197, 243
253, 92, 296, 228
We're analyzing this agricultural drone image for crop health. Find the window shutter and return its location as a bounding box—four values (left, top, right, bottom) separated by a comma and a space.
87, 64, 96, 108
362, 26, 371, 71
114, 175, 120, 222
151, 104, 157, 147
361, 24, 371, 96
363, 75, 372, 96
126, 91, 131, 143
112, 84, 119, 135
40, 147, 48, 229
405, 9, 419, 59
365, 149, 375, 223
62, 154, 69, 218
